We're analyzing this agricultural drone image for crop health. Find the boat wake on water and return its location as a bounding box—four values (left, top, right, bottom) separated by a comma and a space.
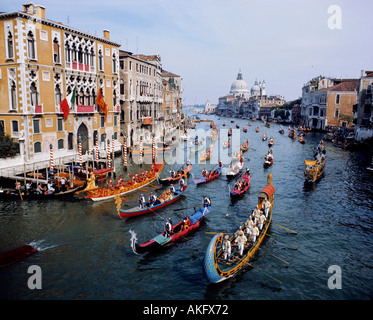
29, 239, 58, 252
129, 230, 139, 255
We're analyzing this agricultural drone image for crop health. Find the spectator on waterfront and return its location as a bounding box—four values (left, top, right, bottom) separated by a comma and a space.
26, 182, 32, 193
235, 231, 247, 256
60, 177, 66, 192
223, 235, 232, 260
47, 180, 55, 194
36, 183, 45, 195
15, 180, 21, 191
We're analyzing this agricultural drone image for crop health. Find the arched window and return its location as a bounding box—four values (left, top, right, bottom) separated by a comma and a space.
98, 50, 103, 71
112, 53, 117, 74
10, 81, 17, 110
53, 38, 60, 64
27, 31, 36, 60
58, 139, 64, 149
30, 82, 39, 106
7, 31, 14, 59
34, 141, 41, 153
55, 84, 62, 106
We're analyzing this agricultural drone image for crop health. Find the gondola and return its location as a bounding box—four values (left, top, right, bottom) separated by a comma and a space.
200, 146, 213, 162
240, 139, 249, 152
132, 205, 211, 253
255, 127, 260, 133
0, 179, 85, 200
230, 169, 251, 199
223, 139, 231, 148
117, 184, 188, 218
228, 127, 232, 136
194, 164, 222, 185
262, 132, 268, 141
305, 146, 326, 182
288, 127, 296, 139
236, 124, 240, 129
159, 164, 192, 185
222, 122, 226, 126
263, 154, 273, 168
243, 127, 247, 133
268, 137, 274, 147
203, 174, 275, 283
298, 135, 305, 144
226, 161, 243, 179
279, 125, 285, 134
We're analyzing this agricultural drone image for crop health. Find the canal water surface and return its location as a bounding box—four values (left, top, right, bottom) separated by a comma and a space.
1, 115, 372, 300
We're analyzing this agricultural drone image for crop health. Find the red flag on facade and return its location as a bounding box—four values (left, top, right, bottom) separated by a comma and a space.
96, 88, 108, 122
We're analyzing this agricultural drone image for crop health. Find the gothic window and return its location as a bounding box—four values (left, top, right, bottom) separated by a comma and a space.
68, 132, 74, 150
55, 84, 62, 105
7, 32, 14, 59
30, 82, 39, 106
98, 50, 103, 71
53, 38, 61, 64
112, 53, 117, 74
27, 31, 36, 60
10, 80, 17, 110
65, 42, 71, 62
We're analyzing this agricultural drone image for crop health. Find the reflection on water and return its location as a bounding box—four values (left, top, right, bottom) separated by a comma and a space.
1, 115, 373, 300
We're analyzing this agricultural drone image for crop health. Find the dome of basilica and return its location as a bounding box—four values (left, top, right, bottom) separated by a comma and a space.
230, 71, 249, 98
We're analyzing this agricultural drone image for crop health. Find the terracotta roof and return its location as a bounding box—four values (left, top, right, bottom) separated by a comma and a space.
316, 79, 359, 92
162, 70, 180, 78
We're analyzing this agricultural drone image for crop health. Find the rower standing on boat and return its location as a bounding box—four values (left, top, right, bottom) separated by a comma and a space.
222, 235, 231, 260
139, 193, 145, 208
203, 195, 211, 207
178, 176, 185, 191
170, 184, 176, 195
170, 169, 175, 178
235, 231, 247, 256
149, 192, 157, 206
262, 198, 271, 218
164, 218, 173, 237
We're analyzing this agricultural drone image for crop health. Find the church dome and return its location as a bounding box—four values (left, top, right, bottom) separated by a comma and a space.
251, 80, 261, 95
230, 71, 249, 98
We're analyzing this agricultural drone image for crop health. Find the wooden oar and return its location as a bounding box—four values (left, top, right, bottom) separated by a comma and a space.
173, 205, 199, 211
265, 233, 298, 249
148, 183, 159, 189
137, 188, 148, 193
258, 247, 290, 265
272, 222, 297, 234
244, 260, 283, 285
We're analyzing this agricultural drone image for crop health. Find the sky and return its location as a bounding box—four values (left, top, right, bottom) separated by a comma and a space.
2, 0, 373, 105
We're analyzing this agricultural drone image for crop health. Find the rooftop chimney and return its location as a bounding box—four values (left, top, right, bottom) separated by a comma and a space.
103, 29, 110, 40
22, 3, 45, 19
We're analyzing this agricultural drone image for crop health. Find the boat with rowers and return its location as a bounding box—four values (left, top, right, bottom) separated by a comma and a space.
226, 159, 243, 179
159, 163, 192, 185
82, 162, 164, 201
130, 203, 211, 253
194, 162, 223, 185
230, 169, 251, 199
203, 174, 275, 283
262, 132, 268, 141
116, 183, 188, 218
263, 152, 273, 168
304, 144, 326, 182
241, 139, 249, 152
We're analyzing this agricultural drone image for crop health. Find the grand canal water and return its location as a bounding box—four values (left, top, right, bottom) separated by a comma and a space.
1, 115, 372, 300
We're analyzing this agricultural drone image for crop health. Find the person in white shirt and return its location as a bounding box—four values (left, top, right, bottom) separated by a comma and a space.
222, 235, 231, 260
263, 199, 271, 218
251, 225, 259, 243
235, 231, 247, 256
138, 194, 145, 208
258, 212, 267, 231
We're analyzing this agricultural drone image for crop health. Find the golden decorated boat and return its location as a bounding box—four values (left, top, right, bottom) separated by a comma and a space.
83, 162, 164, 201
203, 174, 275, 283
304, 158, 325, 182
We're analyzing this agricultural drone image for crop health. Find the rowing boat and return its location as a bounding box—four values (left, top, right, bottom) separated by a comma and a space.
159, 164, 192, 184
132, 205, 211, 253
226, 161, 243, 179
203, 174, 274, 283
117, 184, 187, 218
230, 170, 251, 199
241, 139, 249, 152
194, 164, 222, 185
0, 244, 38, 268
84, 162, 164, 201
304, 158, 325, 182
263, 154, 273, 168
